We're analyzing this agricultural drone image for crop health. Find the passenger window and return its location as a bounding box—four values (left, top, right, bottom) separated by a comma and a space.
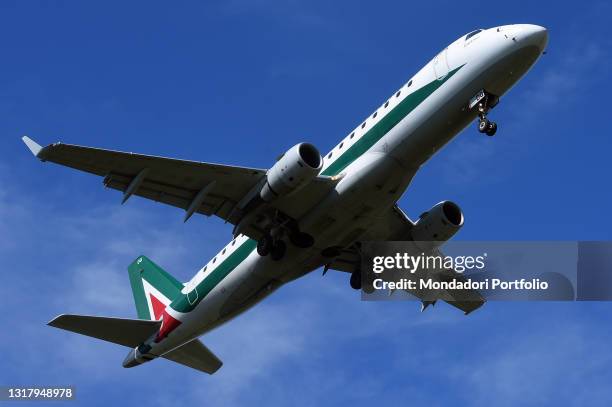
395, 90, 401, 97
222, 249, 226, 255
372, 112, 377, 118
212, 257, 216, 264
361, 122, 366, 129
384, 101, 389, 108
350, 132, 355, 139
339, 142, 344, 149
407, 80, 412, 88
328, 152, 333, 159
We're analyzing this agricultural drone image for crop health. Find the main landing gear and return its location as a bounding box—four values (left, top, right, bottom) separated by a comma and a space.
256, 222, 314, 261
349, 269, 375, 294
470, 90, 499, 137
256, 234, 286, 261
350, 270, 362, 290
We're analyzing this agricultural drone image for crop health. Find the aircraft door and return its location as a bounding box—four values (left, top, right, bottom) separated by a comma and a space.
433, 48, 450, 80
187, 281, 199, 305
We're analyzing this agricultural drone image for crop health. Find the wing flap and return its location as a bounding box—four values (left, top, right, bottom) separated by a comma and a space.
103, 172, 227, 215
405, 265, 486, 314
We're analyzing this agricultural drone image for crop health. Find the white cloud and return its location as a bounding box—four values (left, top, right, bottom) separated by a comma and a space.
3, 168, 612, 407
518, 41, 607, 115
0, 169, 232, 381
163, 271, 463, 407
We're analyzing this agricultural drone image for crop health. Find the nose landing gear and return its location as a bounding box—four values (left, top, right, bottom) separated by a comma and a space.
478, 117, 497, 136
470, 89, 499, 137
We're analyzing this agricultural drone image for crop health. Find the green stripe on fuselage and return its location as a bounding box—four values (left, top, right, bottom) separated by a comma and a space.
171, 238, 258, 313
321, 65, 463, 176
170, 65, 464, 314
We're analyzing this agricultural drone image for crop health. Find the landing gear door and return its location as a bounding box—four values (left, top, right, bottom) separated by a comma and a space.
433, 48, 450, 80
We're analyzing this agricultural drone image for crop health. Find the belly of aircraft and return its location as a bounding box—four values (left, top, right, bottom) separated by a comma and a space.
191, 43, 545, 337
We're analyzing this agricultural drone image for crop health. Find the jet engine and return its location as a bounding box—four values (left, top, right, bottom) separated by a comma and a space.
260, 143, 323, 202
411, 201, 464, 251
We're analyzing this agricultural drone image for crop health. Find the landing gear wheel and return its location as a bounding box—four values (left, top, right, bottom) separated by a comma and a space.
485, 121, 497, 137
270, 240, 287, 261
350, 271, 362, 290
472, 90, 500, 137
478, 118, 490, 133
289, 232, 315, 248
257, 235, 272, 256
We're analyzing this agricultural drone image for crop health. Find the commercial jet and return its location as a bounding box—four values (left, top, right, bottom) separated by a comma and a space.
23, 24, 548, 374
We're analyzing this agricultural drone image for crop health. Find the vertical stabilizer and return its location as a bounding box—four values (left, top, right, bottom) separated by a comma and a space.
128, 256, 183, 320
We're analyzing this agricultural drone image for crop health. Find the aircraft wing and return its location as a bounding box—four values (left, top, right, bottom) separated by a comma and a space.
22, 137, 336, 239
326, 205, 485, 315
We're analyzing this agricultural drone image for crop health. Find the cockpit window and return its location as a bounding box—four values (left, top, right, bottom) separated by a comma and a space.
465, 29, 483, 40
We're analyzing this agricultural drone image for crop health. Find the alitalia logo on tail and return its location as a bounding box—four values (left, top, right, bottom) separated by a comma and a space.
128, 256, 186, 342
128, 256, 184, 321
141, 279, 170, 320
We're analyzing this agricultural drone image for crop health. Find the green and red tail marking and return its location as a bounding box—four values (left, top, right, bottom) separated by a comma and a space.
127, 256, 183, 321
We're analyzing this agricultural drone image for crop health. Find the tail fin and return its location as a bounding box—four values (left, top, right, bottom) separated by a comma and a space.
128, 256, 183, 320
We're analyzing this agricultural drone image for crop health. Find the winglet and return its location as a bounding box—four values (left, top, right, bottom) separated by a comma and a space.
21, 136, 43, 157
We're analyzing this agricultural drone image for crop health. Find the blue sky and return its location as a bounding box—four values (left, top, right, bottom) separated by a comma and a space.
1, 0, 612, 405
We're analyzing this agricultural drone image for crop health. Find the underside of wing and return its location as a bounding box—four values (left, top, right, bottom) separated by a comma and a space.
22, 137, 340, 241
24, 137, 266, 223
325, 204, 485, 314
403, 247, 486, 314
324, 205, 414, 275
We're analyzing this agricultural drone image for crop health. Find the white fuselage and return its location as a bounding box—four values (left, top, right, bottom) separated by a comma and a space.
147, 24, 548, 357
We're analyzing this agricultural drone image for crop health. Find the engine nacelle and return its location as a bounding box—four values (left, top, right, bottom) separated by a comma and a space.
411, 201, 464, 251
260, 143, 323, 202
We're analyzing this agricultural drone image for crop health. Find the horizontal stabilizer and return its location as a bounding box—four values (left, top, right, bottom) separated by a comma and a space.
48, 314, 160, 347
163, 339, 223, 374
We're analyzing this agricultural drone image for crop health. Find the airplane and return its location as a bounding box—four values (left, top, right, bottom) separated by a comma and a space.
23, 24, 548, 374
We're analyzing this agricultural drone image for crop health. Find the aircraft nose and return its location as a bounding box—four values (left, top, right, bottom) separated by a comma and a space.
517, 24, 548, 51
